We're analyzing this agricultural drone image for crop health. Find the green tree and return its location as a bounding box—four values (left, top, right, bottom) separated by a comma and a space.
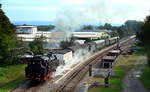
82, 25, 94, 30
138, 15, 150, 66
28, 36, 45, 55
37, 25, 55, 31
0, 9, 22, 66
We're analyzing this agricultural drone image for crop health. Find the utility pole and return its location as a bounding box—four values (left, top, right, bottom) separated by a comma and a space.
0, 3, 2, 9
104, 72, 110, 88
89, 65, 92, 77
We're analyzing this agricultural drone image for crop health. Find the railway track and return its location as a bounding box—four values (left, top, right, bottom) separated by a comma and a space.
54, 35, 136, 92
12, 36, 135, 92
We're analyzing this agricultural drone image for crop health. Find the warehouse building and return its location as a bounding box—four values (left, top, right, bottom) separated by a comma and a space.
16, 26, 111, 42
48, 49, 73, 65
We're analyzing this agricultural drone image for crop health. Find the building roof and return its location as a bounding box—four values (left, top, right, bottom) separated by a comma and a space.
17, 26, 37, 28
102, 56, 116, 60
48, 49, 71, 54
109, 50, 120, 54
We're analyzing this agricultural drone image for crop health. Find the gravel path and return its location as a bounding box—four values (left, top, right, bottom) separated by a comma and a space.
122, 56, 149, 92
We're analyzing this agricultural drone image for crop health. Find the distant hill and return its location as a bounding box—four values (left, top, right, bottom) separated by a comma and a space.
12, 21, 55, 25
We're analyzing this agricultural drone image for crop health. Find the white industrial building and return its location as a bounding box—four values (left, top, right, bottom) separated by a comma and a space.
72, 32, 110, 40
16, 26, 110, 42
16, 26, 51, 41
16, 26, 37, 34
48, 49, 73, 65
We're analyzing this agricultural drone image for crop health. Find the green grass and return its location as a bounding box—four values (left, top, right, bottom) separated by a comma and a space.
89, 45, 149, 92
133, 45, 150, 90
133, 46, 146, 56
140, 66, 150, 90
89, 66, 126, 92
0, 64, 26, 92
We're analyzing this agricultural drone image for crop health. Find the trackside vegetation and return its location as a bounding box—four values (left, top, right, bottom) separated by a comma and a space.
89, 45, 147, 92
0, 64, 26, 92
136, 14, 150, 90
0, 8, 24, 66
89, 55, 136, 92
140, 66, 150, 90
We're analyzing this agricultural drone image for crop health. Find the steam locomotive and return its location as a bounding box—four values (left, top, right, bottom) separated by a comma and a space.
25, 53, 59, 81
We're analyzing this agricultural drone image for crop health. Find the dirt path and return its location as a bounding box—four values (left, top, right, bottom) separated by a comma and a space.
122, 56, 149, 92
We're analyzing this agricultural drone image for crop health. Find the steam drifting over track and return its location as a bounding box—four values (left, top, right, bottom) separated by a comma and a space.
54, 35, 136, 92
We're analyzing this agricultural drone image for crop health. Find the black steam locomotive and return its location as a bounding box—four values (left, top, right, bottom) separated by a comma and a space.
25, 53, 59, 81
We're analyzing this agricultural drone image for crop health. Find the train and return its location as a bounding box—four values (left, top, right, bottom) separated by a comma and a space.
25, 53, 59, 81
25, 36, 119, 81
68, 36, 119, 57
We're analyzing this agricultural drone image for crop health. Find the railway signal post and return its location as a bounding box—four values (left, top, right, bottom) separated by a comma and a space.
89, 65, 92, 77
104, 72, 110, 88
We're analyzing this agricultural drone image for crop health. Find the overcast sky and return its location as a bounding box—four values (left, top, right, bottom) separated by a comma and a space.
1, 0, 150, 24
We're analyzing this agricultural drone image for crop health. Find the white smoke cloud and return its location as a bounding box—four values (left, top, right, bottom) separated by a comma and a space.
55, 0, 150, 25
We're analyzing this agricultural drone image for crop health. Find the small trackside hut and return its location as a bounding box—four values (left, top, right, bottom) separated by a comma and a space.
107, 50, 121, 57
101, 56, 116, 68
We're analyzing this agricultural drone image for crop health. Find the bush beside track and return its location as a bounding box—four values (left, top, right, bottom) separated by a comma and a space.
140, 66, 150, 90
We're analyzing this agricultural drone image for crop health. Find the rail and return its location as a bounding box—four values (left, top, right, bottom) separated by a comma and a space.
54, 35, 136, 92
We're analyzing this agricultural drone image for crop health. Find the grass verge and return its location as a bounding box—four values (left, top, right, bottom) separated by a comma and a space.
140, 66, 150, 90
0, 64, 26, 92
89, 53, 141, 92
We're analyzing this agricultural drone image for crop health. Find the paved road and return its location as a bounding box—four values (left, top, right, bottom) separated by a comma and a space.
122, 56, 149, 92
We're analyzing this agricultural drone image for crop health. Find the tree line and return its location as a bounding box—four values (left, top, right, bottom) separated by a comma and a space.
0, 9, 26, 66
0, 9, 44, 66
81, 20, 143, 38
137, 15, 150, 66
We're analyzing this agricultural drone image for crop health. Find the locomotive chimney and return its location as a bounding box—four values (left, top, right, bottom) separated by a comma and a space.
89, 65, 92, 77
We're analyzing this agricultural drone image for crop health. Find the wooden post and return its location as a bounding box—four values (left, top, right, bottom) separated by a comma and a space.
89, 65, 92, 76
117, 37, 120, 49
104, 72, 110, 88
102, 62, 104, 68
